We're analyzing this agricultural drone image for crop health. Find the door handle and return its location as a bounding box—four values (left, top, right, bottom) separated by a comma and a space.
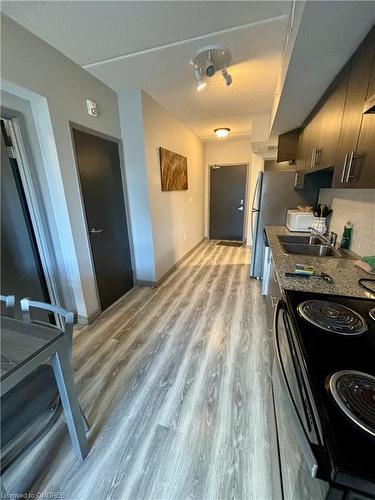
90, 228, 104, 235
237, 206, 244, 211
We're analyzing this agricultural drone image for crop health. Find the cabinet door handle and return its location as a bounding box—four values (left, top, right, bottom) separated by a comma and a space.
340, 153, 349, 183
310, 147, 316, 169
315, 148, 321, 166
345, 150, 360, 182
294, 172, 299, 187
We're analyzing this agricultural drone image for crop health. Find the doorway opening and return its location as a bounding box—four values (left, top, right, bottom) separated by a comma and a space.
209, 163, 248, 241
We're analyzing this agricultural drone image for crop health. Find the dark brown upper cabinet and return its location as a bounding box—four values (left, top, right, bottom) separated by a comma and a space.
346, 45, 375, 188
304, 109, 323, 170
315, 66, 350, 170
296, 123, 312, 171
333, 28, 375, 188
295, 107, 322, 172
277, 128, 300, 163
282, 26, 375, 189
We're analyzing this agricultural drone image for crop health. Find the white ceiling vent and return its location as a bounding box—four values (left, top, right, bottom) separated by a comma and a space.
251, 141, 278, 159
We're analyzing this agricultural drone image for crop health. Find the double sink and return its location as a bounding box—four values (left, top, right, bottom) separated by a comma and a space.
278, 234, 341, 257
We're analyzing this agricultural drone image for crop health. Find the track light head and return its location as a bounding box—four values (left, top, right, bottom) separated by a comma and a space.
204, 55, 216, 77
194, 66, 206, 91
222, 68, 232, 87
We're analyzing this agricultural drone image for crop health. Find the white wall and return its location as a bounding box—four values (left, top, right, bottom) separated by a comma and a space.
1, 16, 124, 320
118, 89, 156, 283
319, 188, 375, 257
205, 138, 251, 166
141, 92, 205, 281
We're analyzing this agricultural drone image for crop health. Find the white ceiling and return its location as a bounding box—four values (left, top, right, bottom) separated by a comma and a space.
2, 1, 292, 141
4, 1, 373, 142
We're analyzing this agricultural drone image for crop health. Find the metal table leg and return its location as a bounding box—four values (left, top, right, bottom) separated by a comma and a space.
51, 347, 89, 461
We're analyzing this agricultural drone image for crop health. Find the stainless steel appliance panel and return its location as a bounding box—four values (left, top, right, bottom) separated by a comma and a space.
271, 300, 329, 499
250, 171, 309, 278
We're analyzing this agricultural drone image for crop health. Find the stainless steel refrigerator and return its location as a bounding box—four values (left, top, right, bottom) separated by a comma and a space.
250, 170, 312, 279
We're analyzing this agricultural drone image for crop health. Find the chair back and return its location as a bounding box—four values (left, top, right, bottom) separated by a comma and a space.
0, 295, 16, 318
20, 298, 75, 354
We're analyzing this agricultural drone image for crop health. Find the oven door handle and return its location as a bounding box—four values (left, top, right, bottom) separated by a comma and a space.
273, 299, 319, 478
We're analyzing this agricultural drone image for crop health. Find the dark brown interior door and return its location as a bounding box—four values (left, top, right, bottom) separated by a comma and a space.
72, 128, 133, 311
209, 164, 247, 241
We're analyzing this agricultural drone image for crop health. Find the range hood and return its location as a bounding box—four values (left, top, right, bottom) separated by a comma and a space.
363, 93, 375, 114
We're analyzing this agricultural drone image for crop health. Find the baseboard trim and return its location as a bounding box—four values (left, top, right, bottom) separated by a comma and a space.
136, 279, 157, 288
77, 309, 101, 325
76, 283, 138, 324
155, 237, 206, 287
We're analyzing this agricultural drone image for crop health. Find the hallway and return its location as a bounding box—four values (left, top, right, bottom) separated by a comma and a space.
5, 240, 272, 500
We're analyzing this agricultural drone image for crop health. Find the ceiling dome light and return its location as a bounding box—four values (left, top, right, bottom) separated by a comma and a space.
194, 66, 206, 91
214, 128, 231, 138
222, 68, 232, 87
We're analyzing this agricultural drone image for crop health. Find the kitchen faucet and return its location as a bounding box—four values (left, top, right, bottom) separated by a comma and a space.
308, 227, 338, 247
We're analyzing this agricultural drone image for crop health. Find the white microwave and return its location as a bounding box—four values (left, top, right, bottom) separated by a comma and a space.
286, 210, 315, 232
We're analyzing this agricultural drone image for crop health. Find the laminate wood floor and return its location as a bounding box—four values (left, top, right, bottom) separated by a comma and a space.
4, 240, 272, 500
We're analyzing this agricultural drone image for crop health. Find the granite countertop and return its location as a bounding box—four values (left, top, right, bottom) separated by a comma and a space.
265, 225, 375, 299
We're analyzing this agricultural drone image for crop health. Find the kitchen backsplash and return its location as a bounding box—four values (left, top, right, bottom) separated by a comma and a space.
318, 189, 375, 257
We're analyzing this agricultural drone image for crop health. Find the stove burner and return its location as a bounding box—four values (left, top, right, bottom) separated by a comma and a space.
369, 307, 375, 322
329, 371, 375, 438
297, 300, 368, 335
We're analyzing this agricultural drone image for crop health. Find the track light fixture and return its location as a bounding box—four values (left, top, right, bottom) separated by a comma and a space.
222, 68, 232, 87
194, 66, 206, 91
192, 45, 233, 91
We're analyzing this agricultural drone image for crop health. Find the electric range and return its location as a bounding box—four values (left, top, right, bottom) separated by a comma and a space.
284, 290, 375, 497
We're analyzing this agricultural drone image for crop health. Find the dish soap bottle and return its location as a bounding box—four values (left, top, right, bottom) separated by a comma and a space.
340, 221, 352, 249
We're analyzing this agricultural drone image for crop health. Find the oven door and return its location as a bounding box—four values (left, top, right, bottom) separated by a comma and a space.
272, 299, 328, 500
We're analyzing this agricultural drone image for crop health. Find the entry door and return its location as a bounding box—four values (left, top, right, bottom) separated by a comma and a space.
1, 120, 51, 321
209, 164, 247, 240
72, 128, 133, 311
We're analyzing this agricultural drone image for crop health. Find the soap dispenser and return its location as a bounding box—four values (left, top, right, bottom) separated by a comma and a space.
340, 221, 352, 250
